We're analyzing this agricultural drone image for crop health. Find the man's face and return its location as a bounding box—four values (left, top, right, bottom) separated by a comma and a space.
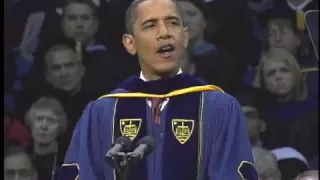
177, 1, 205, 42
30, 108, 60, 144
268, 20, 301, 53
61, 3, 98, 44
263, 60, 294, 96
123, 0, 189, 75
242, 106, 265, 143
4, 153, 37, 180
45, 48, 84, 92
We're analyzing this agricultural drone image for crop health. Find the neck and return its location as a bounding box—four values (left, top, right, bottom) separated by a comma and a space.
141, 68, 179, 81
34, 141, 58, 155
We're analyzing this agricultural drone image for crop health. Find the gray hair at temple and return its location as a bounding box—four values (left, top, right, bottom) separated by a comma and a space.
125, 0, 182, 34
24, 96, 68, 134
294, 170, 319, 180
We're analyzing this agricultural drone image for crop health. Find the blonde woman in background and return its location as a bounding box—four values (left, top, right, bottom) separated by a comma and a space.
253, 48, 307, 102
25, 96, 67, 180
252, 48, 318, 162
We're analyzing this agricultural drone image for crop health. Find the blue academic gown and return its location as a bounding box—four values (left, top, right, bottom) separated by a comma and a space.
59, 74, 257, 180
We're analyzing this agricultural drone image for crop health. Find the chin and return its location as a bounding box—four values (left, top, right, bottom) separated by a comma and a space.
154, 62, 179, 75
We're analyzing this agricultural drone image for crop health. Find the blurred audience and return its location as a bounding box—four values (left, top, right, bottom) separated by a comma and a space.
253, 48, 318, 153
176, 0, 241, 95
4, 0, 319, 178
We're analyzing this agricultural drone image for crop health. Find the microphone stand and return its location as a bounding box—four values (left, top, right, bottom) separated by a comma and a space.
116, 153, 131, 180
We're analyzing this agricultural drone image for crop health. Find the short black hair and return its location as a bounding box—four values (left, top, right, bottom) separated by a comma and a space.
125, 0, 179, 34
62, 0, 98, 18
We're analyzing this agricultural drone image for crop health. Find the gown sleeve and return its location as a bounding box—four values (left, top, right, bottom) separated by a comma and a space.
207, 93, 258, 180
58, 99, 115, 180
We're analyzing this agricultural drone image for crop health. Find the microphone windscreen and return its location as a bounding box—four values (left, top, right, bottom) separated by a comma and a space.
137, 136, 156, 153
114, 136, 132, 151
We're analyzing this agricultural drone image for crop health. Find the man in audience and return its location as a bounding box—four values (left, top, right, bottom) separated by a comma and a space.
61, 0, 99, 46
4, 145, 38, 180
44, 44, 85, 94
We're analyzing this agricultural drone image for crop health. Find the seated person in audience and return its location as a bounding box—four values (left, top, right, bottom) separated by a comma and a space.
272, 147, 310, 180
244, 11, 319, 92
253, 48, 318, 151
24, 96, 67, 180
19, 43, 128, 163
266, 12, 319, 95
4, 144, 38, 180
252, 146, 281, 180
176, 0, 240, 95
294, 170, 319, 180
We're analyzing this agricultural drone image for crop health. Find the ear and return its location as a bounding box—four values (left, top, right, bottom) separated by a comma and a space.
122, 34, 136, 55
183, 27, 190, 48
259, 120, 266, 133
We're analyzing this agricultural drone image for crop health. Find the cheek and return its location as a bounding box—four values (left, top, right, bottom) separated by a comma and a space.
48, 124, 60, 135
283, 73, 294, 86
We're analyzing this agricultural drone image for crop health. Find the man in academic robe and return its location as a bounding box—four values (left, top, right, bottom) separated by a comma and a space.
59, 0, 258, 179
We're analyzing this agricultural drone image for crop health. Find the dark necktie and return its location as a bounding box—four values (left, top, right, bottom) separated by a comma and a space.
151, 98, 164, 124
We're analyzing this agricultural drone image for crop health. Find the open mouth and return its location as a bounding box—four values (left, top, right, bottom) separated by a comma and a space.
157, 44, 176, 58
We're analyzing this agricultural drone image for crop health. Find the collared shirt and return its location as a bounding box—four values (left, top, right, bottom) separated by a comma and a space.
140, 69, 182, 111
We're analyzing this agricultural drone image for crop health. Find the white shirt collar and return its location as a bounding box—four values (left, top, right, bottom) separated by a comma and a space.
140, 69, 183, 82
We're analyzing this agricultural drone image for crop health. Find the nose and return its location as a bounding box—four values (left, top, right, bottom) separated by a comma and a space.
40, 119, 49, 129
75, 18, 84, 29
275, 71, 283, 81
157, 22, 172, 40
60, 66, 68, 77
275, 31, 282, 42
13, 173, 20, 180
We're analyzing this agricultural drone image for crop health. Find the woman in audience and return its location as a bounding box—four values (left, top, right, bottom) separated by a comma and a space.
25, 96, 67, 180
253, 48, 318, 155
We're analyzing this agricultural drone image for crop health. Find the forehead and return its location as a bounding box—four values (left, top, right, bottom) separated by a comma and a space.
32, 108, 57, 117
135, 0, 181, 23
269, 19, 294, 30
264, 60, 288, 70
47, 49, 77, 66
64, 3, 93, 15
4, 153, 32, 170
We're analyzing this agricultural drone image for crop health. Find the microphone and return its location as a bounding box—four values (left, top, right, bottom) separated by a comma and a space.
128, 136, 156, 163
105, 136, 132, 169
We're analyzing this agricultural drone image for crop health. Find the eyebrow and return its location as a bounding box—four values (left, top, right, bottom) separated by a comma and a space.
141, 15, 180, 26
